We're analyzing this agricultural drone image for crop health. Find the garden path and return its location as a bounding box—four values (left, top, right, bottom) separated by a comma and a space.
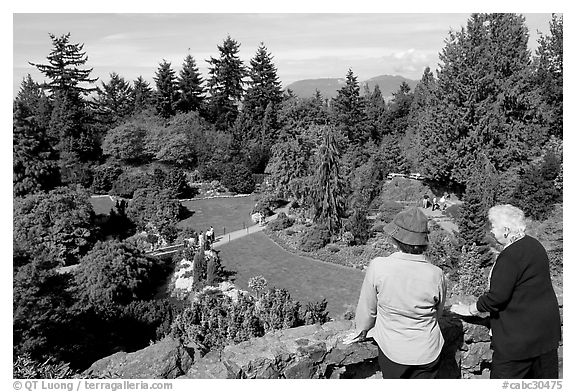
419, 202, 459, 234
211, 206, 290, 248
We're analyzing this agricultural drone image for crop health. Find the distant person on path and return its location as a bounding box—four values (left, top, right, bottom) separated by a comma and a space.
439, 195, 446, 211
344, 207, 446, 379
432, 197, 439, 211
422, 195, 430, 209
207, 226, 215, 242
451, 204, 561, 379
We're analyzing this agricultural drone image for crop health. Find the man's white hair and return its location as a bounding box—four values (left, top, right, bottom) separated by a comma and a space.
488, 204, 526, 235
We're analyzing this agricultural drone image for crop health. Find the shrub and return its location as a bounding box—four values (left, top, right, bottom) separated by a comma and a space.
256, 288, 301, 333
126, 187, 181, 236
346, 208, 370, 245
301, 299, 329, 324
110, 171, 155, 198
299, 224, 331, 252
372, 223, 385, 233
91, 164, 123, 194
267, 212, 295, 231
220, 162, 255, 194
426, 228, 460, 273
455, 244, 488, 297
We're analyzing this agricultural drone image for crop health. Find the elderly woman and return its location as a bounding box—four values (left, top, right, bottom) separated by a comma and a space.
451, 204, 561, 378
344, 207, 446, 378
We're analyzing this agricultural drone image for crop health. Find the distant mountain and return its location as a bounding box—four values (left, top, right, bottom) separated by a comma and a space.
285, 75, 419, 100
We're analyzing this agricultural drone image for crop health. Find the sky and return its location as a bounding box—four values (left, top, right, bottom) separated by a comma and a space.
12, 13, 556, 97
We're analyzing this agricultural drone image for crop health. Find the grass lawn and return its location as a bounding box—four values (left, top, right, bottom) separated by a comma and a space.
89, 196, 116, 215
178, 195, 257, 235
218, 231, 365, 319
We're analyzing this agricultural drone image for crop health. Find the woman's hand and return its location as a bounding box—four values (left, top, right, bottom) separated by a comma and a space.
342, 330, 368, 345
450, 302, 474, 316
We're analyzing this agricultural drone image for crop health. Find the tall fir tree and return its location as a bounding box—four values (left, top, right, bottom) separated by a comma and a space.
533, 14, 563, 139
29, 32, 97, 103
132, 76, 155, 113
243, 43, 283, 142
331, 69, 366, 146
176, 54, 205, 113
30, 33, 99, 185
206, 35, 246, 131
310, 126, 346, 236
363, 84, 387, 143
94, 72, 134, 127
154, 60, 178, 118
13, 102, 60, 196
457, 153, 499, 266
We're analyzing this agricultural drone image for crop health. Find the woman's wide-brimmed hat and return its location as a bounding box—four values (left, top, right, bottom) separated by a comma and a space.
384, 207, 429, 246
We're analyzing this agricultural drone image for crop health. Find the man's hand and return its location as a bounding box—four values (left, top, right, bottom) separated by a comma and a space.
342, 330, 368, 345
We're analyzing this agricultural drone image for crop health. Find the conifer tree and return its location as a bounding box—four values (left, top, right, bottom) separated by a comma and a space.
154, 60, 178, 118
13, 103, 60, 196
94, 72, 134, 126
206, 35, 246, 130
363, 84, 387, 143
243, 43, 283, 143
310, 126, 346, 236
176, 54, 205, 113
30, 33, 100, 185
332, 69, 366, 145
29, 33, 98, 101
416, 13, 547, 185
534, 14, 563, 139
457, 153, 498, 266
132, 76, 155, 113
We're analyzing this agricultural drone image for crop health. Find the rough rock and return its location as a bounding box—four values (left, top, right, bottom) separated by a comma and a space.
84, 337, 193, 379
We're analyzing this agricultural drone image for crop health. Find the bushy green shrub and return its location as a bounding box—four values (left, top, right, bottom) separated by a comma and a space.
110, 171, 155, 198
170, 284, 330, 356
425, 227, 460, 274
299, 224, 331, 252
220, 162, 255, 194
301, 299, 329, 324
346, 208, 370, 245
126, 187, 181, 237
455, 244, 487, 297
267, 212, 295, 231
91, 164, 123, 194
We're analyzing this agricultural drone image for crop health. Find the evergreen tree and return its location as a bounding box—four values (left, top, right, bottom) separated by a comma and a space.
380, 82, 413, 173
94, 72, 134, 126
154, 60, 178, 118
14, 74, 53, 130
402, 67, 437, 172
332, 69, 366, 145
206, 35, 246, 130
416, 13, 547, 185
132, 76, 155, 113
457, 153, 498, 266
13, 103, 60, 196
310, 126, 346, 236
29, 32, 98, 100
533, 14, 563, 139
512, 150, 561, 221
243, 43, 283, 142
30, 33, 100, 185
176, 54, 205, 113
363, 84, 387, 143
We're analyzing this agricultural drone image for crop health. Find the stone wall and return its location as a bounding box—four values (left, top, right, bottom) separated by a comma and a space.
85, 295, 562, 379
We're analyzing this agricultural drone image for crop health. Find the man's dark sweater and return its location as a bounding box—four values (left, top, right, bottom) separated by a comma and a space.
476, 235, 561, 360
